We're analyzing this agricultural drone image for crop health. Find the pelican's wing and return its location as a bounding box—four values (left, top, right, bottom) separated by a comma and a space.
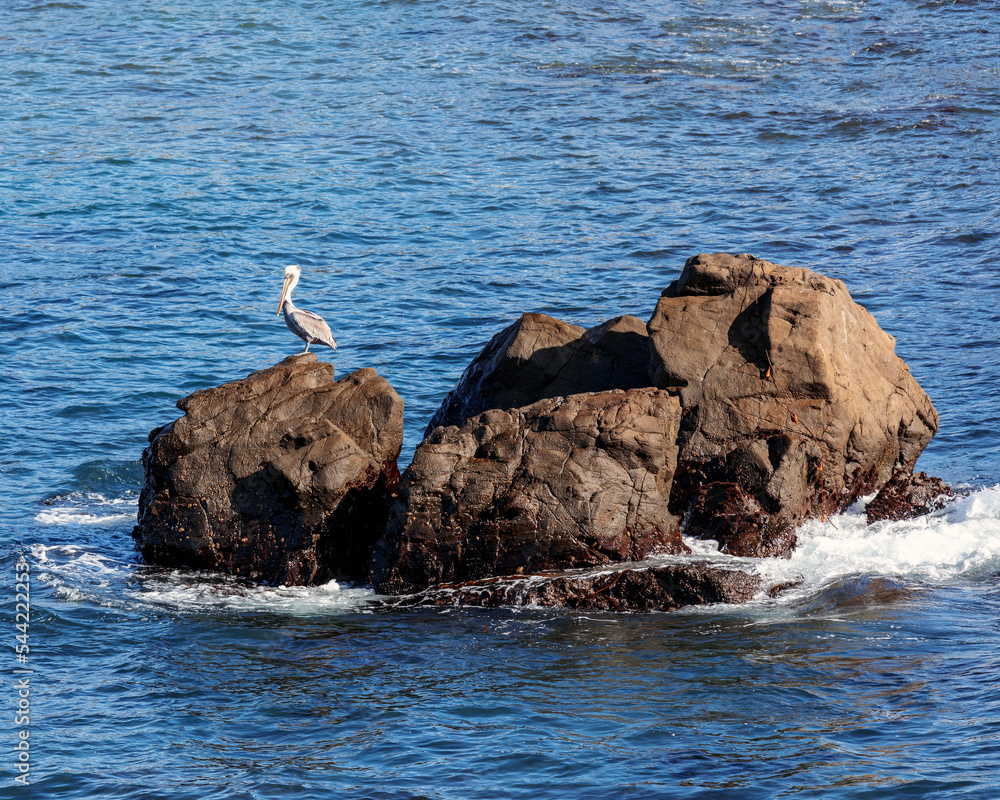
290, 307, 337, 349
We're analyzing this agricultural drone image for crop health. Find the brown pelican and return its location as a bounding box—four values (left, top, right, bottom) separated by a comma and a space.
276, 265, 337, 353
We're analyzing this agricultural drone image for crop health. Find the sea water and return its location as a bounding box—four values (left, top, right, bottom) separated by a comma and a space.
2, 0, 1000, 797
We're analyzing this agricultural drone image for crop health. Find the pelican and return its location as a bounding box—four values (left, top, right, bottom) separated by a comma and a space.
276, 265, 337, 353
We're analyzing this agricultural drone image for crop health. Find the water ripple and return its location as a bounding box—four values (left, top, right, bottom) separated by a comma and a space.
4, 0, 1000, 796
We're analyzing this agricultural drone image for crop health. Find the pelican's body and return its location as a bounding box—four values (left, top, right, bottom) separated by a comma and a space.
277, 265, 337, 353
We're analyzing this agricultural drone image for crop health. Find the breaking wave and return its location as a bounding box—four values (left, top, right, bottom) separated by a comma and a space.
34, 492, 138, 526
761, 485, 1000, 596
29, 542, 374, 615
26, 486, 1000, 616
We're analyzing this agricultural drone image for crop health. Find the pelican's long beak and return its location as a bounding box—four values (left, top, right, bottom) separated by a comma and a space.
277, 274, 293, 315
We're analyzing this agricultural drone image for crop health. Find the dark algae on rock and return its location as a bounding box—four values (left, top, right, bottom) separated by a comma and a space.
866, 471, 954, 524
391, 563, 763, 612
134, 254, 947, 611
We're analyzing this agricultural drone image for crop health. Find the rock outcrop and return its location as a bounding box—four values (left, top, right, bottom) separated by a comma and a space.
391, 563, 763, 612
865, 471, 953, 524
647, 253, 939, 557
411, 252, 941, 569
425, 313, 652, 435
133, 354, 403, 586
134, 252, 945, 613
371, 388, 685, 595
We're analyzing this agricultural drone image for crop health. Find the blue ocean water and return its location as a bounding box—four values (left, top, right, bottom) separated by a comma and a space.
3, 0, 1000, 797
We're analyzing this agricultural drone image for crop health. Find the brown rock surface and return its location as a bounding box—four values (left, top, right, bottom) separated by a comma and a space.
425, 312, 652, 434
133, 354, 404, 585
648, 253, 940, 557
866, 471, 953, 524
371, 388, 685, 595
392, 563, 763, 611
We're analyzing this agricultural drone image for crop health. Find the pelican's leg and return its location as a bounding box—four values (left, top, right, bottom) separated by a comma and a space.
302, 342, 311, 353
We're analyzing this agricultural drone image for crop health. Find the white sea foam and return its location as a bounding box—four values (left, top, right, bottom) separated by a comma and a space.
32, 493, 373, 614
133, 571, 374, 615
32, 493, 368, 613
35, 509, 135, 525
29, 542, 374, 614
34, 492, 138, 526
642, 486, 1000, 611
27, 487, 1000, 615
761, 485, 1000, 591
31, 544, 132, 605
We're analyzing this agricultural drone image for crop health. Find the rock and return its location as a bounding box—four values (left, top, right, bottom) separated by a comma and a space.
391, 563, 763, 612
681, 480, 798, 559
371, 388, 685, 595
646, 253, 939, 557
866, 471, 954, 524
133, 354, 404, 586
425, 312, 652, 434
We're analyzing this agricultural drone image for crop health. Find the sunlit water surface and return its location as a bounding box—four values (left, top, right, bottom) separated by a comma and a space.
3, 0, 1000, 797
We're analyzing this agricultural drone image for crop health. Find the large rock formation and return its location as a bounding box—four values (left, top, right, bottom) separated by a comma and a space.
647, 253, 939, 556
133, 355, 403, 586
391, 563, 764, 612
371, 388, 685, 595
425, 313, 652, 434
133, 252, 944, 613
410, 253, 940, 570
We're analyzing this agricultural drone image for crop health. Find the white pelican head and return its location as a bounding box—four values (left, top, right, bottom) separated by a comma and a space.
277, 264, 301, 315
